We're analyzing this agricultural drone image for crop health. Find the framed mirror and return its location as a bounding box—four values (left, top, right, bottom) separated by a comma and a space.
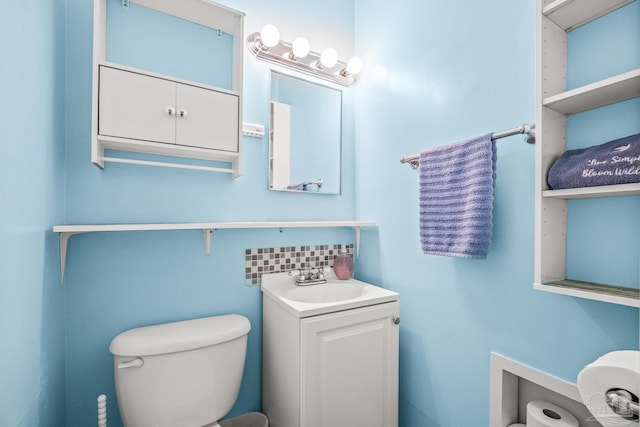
269, 71, 342, 194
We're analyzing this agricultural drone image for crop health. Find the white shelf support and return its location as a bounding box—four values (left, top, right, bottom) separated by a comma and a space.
203, 228, 213, 255
355, 226, 361, 259
59, 232, 79, 281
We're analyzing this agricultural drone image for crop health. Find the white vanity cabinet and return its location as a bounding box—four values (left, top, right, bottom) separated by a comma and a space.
261, 272, 399, 427
99, 65, 239, 152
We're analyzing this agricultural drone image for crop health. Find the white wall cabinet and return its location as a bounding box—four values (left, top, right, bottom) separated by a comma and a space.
263, 296, 399, 427
99, 65, 239, 152
534, 0, 640, 307
91, 0, 244, 177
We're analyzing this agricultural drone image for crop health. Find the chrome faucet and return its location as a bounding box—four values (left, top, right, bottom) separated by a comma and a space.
295, 267, 327, 286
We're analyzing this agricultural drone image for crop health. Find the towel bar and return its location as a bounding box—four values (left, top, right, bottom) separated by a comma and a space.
400, 123, 535, 169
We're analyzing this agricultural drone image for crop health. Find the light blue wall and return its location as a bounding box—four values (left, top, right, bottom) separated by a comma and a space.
106, 0, 235, 89
62, 0, 355, 426
0, 0, 67, 426
353, 1, 639, 427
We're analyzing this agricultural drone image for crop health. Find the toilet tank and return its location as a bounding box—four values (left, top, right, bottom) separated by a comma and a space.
109, 315, 251, 427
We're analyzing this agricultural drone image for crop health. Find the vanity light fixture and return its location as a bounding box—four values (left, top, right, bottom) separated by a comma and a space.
246, 25, 362, 86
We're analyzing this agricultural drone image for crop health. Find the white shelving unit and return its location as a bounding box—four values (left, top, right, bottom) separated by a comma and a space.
91, 0, 245, 178
534, 0, 640, 308
53, 221, 376, 281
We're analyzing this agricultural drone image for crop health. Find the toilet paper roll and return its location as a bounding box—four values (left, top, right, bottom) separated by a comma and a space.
527, 400, 578, 427
577, 350, 640, 427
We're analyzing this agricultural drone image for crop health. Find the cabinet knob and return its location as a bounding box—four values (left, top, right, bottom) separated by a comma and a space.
166, 107, 175, 116
178, 109, 188, 118
392, 316, 400, 325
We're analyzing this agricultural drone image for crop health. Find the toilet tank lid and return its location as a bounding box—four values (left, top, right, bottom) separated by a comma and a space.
109, 314, 251, 356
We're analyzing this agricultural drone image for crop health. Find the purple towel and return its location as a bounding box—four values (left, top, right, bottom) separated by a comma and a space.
419, 134, 496, 258
548, 133, 640, 190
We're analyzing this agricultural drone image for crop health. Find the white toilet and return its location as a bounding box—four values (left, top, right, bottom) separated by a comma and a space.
109, 314, 267, 427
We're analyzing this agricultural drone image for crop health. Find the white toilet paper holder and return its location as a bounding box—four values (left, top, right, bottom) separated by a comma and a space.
606, 389, 639, 421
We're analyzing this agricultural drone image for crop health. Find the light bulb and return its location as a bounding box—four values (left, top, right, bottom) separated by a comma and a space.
260, 24, 280, 48
319, 48, 338, 68
291, 37, 310, 59
345, 57, 363, 75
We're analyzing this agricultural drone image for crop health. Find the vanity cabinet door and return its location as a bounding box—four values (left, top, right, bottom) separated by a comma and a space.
99, 66, 176, 144
300, 302, 399, 427
175, 83, 239, 152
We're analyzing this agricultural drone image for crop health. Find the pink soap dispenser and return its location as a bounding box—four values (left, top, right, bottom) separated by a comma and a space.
332, 249, 354, 279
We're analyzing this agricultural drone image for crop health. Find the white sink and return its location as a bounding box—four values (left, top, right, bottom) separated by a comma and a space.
261, 270, 399, 318
285, 281, 367, 303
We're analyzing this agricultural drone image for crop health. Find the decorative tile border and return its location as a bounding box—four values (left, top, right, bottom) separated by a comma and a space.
245, 243, 354, 286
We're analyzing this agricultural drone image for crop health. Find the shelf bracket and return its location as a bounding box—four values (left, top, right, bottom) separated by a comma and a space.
354, 226, 361, 259
59, 232, 80, 282
203, 229, 214, 255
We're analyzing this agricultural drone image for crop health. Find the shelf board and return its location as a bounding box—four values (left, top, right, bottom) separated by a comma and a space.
543, 183, 640, 199
53, 221, 377, 281
542, 68, 640, 115
52, 220, 376, 234
542, 0, 634, 31
534, 279, 640, 308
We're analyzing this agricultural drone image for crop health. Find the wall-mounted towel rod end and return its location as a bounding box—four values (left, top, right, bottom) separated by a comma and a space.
400, 123, 535, 169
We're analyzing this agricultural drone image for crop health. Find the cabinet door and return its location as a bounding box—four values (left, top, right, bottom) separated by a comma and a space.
99, 66, 176, 144
175, 83, 239, 152
301, 302, 399, 427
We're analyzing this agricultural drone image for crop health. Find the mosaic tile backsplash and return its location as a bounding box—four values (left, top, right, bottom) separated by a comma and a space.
245, 243, 354, 285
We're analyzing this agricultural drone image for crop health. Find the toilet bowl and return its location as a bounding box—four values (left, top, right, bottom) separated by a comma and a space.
109, 314, 265, 427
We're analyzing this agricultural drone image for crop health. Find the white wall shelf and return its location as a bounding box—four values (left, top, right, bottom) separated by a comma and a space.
490, 353, 593, 427
535, 0, 639, 307
53, 221, 376, 281
542, 0, 634, 31
543, 68, 640, 115
543, 182, 640, 199
91, 0, 245, 178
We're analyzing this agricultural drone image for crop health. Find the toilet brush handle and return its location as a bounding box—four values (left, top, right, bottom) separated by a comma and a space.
97, 394, 107, 427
